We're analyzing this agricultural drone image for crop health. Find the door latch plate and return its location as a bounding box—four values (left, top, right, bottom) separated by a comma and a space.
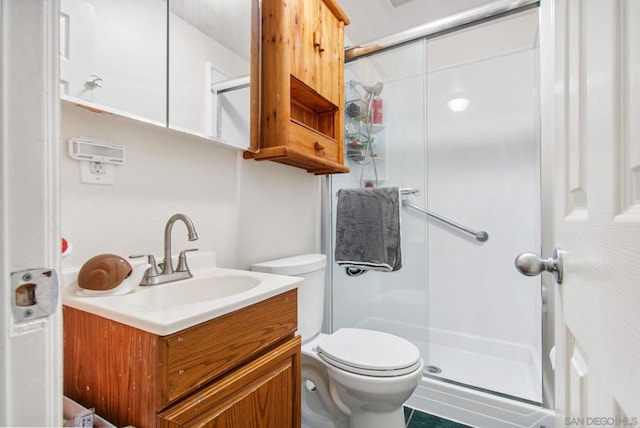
11, 268, 59, 321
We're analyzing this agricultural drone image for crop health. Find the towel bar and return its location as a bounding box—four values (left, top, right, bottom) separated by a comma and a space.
333, 186, 487, 242
335, 187, 419, 198
402, 199, 489, 242
400, 188, 420, 196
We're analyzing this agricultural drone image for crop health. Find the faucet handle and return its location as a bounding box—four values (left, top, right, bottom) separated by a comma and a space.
176, 248, 199, 273
129, 254, 159, 277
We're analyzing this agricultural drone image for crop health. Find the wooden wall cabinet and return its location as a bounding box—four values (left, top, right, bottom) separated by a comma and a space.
245, 0, 350, 175
64, 290, 300, 427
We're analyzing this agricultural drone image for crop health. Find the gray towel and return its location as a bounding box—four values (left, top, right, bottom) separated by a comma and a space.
335, 187, 402, 272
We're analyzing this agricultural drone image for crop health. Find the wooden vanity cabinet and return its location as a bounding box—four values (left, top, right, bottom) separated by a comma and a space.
63, 290, 300, 428
245, 0, 350, 175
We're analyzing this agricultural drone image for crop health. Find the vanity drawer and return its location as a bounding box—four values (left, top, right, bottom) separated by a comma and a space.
157, 335, 301, 427
158, 290, 297, 407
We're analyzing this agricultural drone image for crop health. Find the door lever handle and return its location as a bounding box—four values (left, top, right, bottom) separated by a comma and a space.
515, 247, 564, 284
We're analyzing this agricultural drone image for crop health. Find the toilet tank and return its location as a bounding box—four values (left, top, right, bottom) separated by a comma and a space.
251, 254, 326, 343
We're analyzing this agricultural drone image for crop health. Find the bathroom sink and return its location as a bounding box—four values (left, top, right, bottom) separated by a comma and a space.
62, 254, 302, 336
126, 275, 261, 307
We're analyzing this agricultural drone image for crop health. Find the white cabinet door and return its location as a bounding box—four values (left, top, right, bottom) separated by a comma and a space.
542, 0, 640, 421
59, 0, 95, 99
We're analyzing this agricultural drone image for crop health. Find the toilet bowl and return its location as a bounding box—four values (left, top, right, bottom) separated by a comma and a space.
251, 254, 423, 428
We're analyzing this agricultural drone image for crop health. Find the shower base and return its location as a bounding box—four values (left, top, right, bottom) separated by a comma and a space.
426, 329, 541, 402
356, 317, 542, 402
409, 328, 551, 427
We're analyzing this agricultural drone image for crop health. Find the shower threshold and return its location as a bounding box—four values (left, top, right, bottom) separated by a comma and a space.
407, 376, 554, 428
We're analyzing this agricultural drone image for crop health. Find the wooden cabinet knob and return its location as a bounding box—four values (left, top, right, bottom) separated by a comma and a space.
313, 31, 324, 53
314, 142, 325, 151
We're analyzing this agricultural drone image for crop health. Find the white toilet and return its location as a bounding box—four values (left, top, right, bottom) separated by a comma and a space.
251, 254, 423, 428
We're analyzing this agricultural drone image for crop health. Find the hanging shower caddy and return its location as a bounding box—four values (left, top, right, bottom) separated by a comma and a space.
344, 84, 387, 185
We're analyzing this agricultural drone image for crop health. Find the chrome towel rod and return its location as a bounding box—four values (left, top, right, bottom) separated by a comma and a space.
400, 188, 420, 196
401, 188, 489, 242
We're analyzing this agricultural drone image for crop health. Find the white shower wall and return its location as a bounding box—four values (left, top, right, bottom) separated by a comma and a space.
426, 49, 540, 348
332, 17, 541, 403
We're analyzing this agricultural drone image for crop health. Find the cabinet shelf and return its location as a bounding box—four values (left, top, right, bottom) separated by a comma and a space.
290, 76, 339, 143
291, 76, 338, 115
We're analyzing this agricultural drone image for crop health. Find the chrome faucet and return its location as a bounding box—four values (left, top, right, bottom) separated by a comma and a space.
163, 213, 199, 274
130, 213, 199, 286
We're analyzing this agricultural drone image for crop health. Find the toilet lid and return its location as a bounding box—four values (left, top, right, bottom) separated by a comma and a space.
317, 328, 422, 377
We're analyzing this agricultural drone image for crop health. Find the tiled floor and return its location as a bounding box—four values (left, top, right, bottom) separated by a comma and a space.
404, 407, 471, 428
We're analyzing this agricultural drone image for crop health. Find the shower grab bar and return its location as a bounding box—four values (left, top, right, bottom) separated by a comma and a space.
402, 199, 489, 242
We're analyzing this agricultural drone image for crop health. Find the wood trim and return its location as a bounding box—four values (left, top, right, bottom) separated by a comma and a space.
322, 0, 350, 25
251, 145, 350, 173
336, 19, 346, 165
260, 0, 291, 147
249, 0, 261, 152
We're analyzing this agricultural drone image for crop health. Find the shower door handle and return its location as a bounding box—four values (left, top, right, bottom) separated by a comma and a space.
515, 247, 564, 284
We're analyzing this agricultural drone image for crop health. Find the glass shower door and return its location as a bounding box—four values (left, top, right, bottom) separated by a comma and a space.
423, 20, 542, 402
330, 7, 542, 404
332, 38, 431, 360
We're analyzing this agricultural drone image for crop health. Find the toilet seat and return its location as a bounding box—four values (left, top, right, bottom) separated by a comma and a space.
316, 328, 422, 377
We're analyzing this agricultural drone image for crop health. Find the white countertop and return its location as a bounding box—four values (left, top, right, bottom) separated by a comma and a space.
62, 253, 302, 336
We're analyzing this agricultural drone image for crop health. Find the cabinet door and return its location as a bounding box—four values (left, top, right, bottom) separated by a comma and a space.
290, 0, 319, 91
316, 0, 344, 105
290, 0, 344, 106
157, 336, 301, 428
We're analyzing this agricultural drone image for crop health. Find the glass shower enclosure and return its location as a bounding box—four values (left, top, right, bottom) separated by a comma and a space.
330, 7, 542, 403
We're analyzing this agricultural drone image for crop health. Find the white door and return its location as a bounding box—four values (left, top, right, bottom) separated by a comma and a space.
0, 0, 62, 425
540, 0, 640, 422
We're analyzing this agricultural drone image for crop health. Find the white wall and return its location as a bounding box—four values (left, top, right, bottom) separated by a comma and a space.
426, 49, 541, 348
61, 103, 321, 273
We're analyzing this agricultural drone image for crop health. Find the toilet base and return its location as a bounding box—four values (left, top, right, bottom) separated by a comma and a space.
301, 334, 422, 428
303, 398, 405, 428
350, 407, 405, 428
